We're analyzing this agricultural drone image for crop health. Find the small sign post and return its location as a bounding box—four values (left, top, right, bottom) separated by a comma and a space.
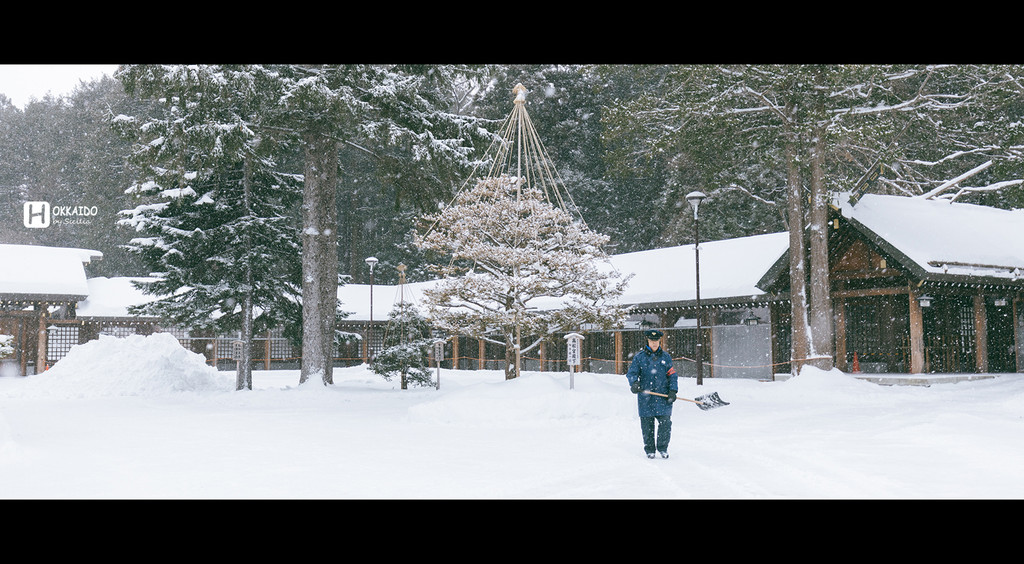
433, 339, 445, 390
564, 332, 584, 390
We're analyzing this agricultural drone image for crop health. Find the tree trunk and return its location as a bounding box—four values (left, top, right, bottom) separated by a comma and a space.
299, 133, 339, 386
237, 156, 254, 391
807, 127, 835, 371
238, 281, 254, 390
504, 333, 517, 380
785, 126, 810, 376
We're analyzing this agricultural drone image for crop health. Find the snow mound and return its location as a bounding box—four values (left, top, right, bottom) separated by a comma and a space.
785, 366, 881, 392
773, 365, 899, 408
16, 333, 233, 398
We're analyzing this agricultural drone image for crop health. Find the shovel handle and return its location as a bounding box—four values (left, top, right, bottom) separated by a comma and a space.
642, 390, 702, 405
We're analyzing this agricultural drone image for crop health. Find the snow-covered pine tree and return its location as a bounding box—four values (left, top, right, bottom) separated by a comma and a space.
370, 301, 435, 389
115, 65, 303, 390
417, 175, 630, 380
275, 64, 492, 386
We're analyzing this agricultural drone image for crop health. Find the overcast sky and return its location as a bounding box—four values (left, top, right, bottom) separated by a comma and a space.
0, 64, 120, 108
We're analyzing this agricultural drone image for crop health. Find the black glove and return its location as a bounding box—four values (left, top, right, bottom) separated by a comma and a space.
667, 390, 677, 404
630, 380, 642, 394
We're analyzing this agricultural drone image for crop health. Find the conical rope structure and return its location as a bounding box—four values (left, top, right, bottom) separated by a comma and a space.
425, 83, 589, 236
480, 83, 583, 222
417, 82, 630, 378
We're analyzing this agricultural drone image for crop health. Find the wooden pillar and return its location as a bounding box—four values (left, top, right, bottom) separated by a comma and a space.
1015, 295, 1022, 373
539, 340, 546, 372
36, 303, 48, 374
835, 297, 847, 371
19, 317, 28, 377
975, 294, 988, 373
908, 286, 925, 374
478, 338, 485, 370
615, 331, 623, 374
361, 324, 368, 364
452, 337, 459, 370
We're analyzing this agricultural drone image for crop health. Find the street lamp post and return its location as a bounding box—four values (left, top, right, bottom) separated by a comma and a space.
365, 256, 378, 363
686, 191, 706, 386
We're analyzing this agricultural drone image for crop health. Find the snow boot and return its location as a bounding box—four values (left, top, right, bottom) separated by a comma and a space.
658, 451, 669, 459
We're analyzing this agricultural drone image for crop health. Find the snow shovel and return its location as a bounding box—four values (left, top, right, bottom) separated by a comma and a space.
643, 390, 730, 411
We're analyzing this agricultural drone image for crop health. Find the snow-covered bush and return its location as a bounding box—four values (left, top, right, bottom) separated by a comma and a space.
0, 334, 13, 359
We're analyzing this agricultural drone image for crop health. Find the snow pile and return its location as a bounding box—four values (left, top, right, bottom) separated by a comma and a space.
17, 333, 233, 398
783, 365, 886, 394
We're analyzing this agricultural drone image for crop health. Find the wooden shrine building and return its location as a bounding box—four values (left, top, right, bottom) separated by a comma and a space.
0, 244, 103, 376
757, 194, 1024, 375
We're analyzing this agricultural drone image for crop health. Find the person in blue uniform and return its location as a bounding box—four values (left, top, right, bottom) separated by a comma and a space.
626, 329, 678, 458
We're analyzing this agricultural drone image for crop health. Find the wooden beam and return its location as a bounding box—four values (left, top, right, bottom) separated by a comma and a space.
831, 287, 908, 299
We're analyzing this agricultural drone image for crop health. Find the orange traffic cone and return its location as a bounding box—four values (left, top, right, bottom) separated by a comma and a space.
851, 351, 861, 373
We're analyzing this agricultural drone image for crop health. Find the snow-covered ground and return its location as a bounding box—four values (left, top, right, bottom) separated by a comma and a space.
2, 333, 1023, 499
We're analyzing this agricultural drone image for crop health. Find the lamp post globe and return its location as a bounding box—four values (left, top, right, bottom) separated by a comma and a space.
685, 191, 706, 217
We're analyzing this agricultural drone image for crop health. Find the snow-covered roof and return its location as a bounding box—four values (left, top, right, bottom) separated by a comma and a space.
838, 194, 1024, 283
336, 280, 437, 323
0, 244, 102, 302
335, 232, 791, 320
76, 276, 160, 318
70, 233, 790, 323
607, 232, 790, 307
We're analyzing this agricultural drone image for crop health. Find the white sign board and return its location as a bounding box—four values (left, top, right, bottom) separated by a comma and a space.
564, 332, 584, 367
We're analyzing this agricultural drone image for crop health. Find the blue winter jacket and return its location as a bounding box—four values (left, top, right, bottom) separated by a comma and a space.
626, 345, 678, 417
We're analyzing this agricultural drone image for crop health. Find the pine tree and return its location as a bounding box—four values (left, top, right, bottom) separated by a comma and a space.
272, 64, 491, 386
370, 301, 435, 389
417, 175, 630, 380
114, 65, 303, 390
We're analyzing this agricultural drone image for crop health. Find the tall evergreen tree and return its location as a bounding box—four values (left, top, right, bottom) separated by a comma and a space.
114, 65, 303, 390
272, 65, 492, 386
